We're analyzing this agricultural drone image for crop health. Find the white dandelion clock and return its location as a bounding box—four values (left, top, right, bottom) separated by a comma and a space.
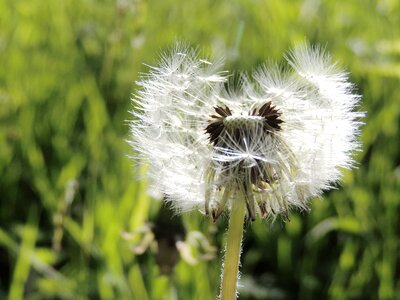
130, 44, 362, 220
129, 43, 363, 299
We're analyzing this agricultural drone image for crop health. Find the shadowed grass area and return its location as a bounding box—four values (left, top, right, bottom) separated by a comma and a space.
1, 0, 399, 299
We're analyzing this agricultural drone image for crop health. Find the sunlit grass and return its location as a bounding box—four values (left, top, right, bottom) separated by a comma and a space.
1, 0, 399, 299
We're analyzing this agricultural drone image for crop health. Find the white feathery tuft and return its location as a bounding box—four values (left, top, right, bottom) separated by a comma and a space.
129, 43, 364, 220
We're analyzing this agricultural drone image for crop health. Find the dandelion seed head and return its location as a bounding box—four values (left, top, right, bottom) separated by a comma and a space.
129, 43, 364, 221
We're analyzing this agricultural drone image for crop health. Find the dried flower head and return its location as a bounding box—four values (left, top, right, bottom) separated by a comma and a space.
130, 43, 363, 221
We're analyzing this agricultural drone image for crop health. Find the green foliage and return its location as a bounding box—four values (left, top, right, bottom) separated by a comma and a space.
1, 0, 399, 299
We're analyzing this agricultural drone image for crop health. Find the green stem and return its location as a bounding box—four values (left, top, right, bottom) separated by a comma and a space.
220, 198, 246, 300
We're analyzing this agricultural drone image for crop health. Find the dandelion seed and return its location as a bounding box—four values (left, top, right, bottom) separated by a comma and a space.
129, 43, 363, 222
129, 42, 363, 300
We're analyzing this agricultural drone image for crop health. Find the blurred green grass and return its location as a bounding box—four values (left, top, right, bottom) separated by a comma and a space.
1, 0, 399, 299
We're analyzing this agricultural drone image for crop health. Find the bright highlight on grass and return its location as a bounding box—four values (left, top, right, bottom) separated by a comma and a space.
130, 43, 363, 299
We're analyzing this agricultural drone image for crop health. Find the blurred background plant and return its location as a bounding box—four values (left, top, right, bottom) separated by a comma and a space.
0, 0, 399, 299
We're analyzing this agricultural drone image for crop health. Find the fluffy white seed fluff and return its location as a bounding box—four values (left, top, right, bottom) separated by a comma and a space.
129, 43, 363, 220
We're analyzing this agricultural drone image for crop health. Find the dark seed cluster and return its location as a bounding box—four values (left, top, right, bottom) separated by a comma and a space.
205, 105, 232, 145
250, 101, 283, 132
205, 101, 283, 146
204, 101, 284, 221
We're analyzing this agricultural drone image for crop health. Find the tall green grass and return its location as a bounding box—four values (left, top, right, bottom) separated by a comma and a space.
1, 0, 399, 299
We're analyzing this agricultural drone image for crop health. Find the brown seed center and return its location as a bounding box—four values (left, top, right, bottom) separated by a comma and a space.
205, 101, 283, 146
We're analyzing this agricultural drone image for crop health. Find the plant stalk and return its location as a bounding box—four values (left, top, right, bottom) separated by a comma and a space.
220, 198, 246, 300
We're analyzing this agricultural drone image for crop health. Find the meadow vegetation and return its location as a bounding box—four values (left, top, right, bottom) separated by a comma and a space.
1, 0, 399, 299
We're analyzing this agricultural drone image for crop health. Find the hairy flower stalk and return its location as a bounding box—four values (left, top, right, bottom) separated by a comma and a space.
129, 43, 363, 299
